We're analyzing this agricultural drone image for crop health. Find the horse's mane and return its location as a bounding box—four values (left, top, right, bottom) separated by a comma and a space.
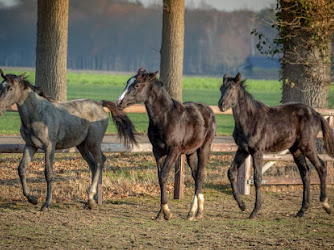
140, 72, 184, 111
239, 80, 269, 114
6, 74, 54, 102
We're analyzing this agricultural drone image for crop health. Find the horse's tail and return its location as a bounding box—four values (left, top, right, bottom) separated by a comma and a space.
101, 100, 137, 147
320, 115, 334, 157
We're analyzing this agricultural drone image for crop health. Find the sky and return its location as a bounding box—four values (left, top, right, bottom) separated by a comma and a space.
0, 0, 277, 12
135, 0, 277, 12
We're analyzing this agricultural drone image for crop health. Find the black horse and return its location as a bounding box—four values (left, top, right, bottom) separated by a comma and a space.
218, 73, 333, 218
117, 68, 216, 220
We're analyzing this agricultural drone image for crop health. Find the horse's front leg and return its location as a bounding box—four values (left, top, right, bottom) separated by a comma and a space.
228, 149, 249, 211
18, 145, 38, 205
155, 148, 180, 220
41, 144, 55, 211
249, 151, 263, 219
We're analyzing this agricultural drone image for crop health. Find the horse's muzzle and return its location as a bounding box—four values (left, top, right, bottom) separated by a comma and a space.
218, 100, 226, 112
116, 100, 124, 110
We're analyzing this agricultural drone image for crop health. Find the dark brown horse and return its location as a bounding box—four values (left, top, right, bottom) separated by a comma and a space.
0, 70, 136, 211
218, 73, 333, 218
117, 68, 216, 220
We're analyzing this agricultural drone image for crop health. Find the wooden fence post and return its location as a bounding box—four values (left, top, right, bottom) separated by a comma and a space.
237, 155, 251, 195
174, 154, 185, 199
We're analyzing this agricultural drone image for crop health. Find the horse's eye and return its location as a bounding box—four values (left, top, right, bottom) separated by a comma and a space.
134, 84, 139, 89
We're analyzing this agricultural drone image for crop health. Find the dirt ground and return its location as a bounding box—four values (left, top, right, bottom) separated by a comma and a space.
0, 152, 333, 249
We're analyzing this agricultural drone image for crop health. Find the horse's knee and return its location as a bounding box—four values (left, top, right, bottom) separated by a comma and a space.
44, 170, 53, 183
253, 175, 262, 188
228, 167, 235, 181
18, 165, 26, 177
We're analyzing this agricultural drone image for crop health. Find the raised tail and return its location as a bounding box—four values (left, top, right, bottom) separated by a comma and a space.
320, 116, 334, 157
101, 100, 137, 147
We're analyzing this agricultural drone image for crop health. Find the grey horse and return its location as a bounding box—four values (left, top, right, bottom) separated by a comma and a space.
0, 69, 136, 211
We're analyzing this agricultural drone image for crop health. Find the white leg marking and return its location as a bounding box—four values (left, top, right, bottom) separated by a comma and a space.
322, 198, 331, 210
198, 193, 204, 212
162, 203, 170, 213
190, 195, 198, 214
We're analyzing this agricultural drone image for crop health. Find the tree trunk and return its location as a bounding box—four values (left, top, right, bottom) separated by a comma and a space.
160, 0, 185, 102
35, 0, 69, 101
281, 0, 333, 108
281, 40, 331, 108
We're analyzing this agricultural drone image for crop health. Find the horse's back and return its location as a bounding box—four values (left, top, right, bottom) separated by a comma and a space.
259, 103, 322, 152
58, 99, 108, 121
54, 99, 109, 149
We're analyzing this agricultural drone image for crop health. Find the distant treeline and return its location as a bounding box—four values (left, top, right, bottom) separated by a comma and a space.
0, 0, 276, 76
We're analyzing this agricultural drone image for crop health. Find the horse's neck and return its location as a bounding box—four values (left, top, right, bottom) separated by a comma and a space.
144, 85, 175, 125
233, 90, 259, 131
17, 91, 47, 125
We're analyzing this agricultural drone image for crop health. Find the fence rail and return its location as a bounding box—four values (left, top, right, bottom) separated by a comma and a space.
3, 104, 334, 200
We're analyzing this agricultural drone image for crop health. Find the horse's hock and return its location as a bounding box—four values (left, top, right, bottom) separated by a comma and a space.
3, 104, 334, 199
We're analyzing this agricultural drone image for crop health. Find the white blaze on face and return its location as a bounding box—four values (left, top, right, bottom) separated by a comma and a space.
116, 77, 136, 103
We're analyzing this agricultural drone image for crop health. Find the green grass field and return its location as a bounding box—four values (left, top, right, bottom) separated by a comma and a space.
0, 69, 333, 135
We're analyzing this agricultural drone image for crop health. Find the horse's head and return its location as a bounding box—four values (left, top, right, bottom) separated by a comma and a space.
218, 72, 241, 112
116, 67, 158, 110
0, 69, 26, 115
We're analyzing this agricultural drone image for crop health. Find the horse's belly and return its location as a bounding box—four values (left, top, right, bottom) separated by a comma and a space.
55, 132, 87, 150
265, 134, 296, 152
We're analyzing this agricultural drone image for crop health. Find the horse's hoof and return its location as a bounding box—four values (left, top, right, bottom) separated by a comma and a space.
321, 198, 331, 214
249, 211, 258, 219
187, 213, 195, 221
196, 212, 204, 220
40, 204, 49, 212
154, 211, 164, 220
323, 206, 331, 214
295, 211, 304, 218
28, 195, 38, 205
239, 201, 246, 211
84, 200, 95, 210
164, 212, 172, 220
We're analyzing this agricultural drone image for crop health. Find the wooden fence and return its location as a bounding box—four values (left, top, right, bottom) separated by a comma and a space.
2, 104, 334, 202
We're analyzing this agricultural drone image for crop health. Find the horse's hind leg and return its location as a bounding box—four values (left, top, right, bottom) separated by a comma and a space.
85, 143, 104, 209
290, 148, 311, 217
186, 151, 199, 220
305, 147, 331, 214
77, 143, 98, 202
18, 145, 38, 205
228, 149, 249, 212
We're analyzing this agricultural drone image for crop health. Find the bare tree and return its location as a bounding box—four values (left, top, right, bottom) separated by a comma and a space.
35, 0, 69, 101
160, 0, 185, 102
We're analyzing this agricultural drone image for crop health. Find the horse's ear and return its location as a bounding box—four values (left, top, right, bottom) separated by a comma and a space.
151, 71, 158, 79
223, 73, 227, 81
0, 69, 5, 79
19, 72, 26, 80
235, 72, 241, 82
138, 67, 146, 75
